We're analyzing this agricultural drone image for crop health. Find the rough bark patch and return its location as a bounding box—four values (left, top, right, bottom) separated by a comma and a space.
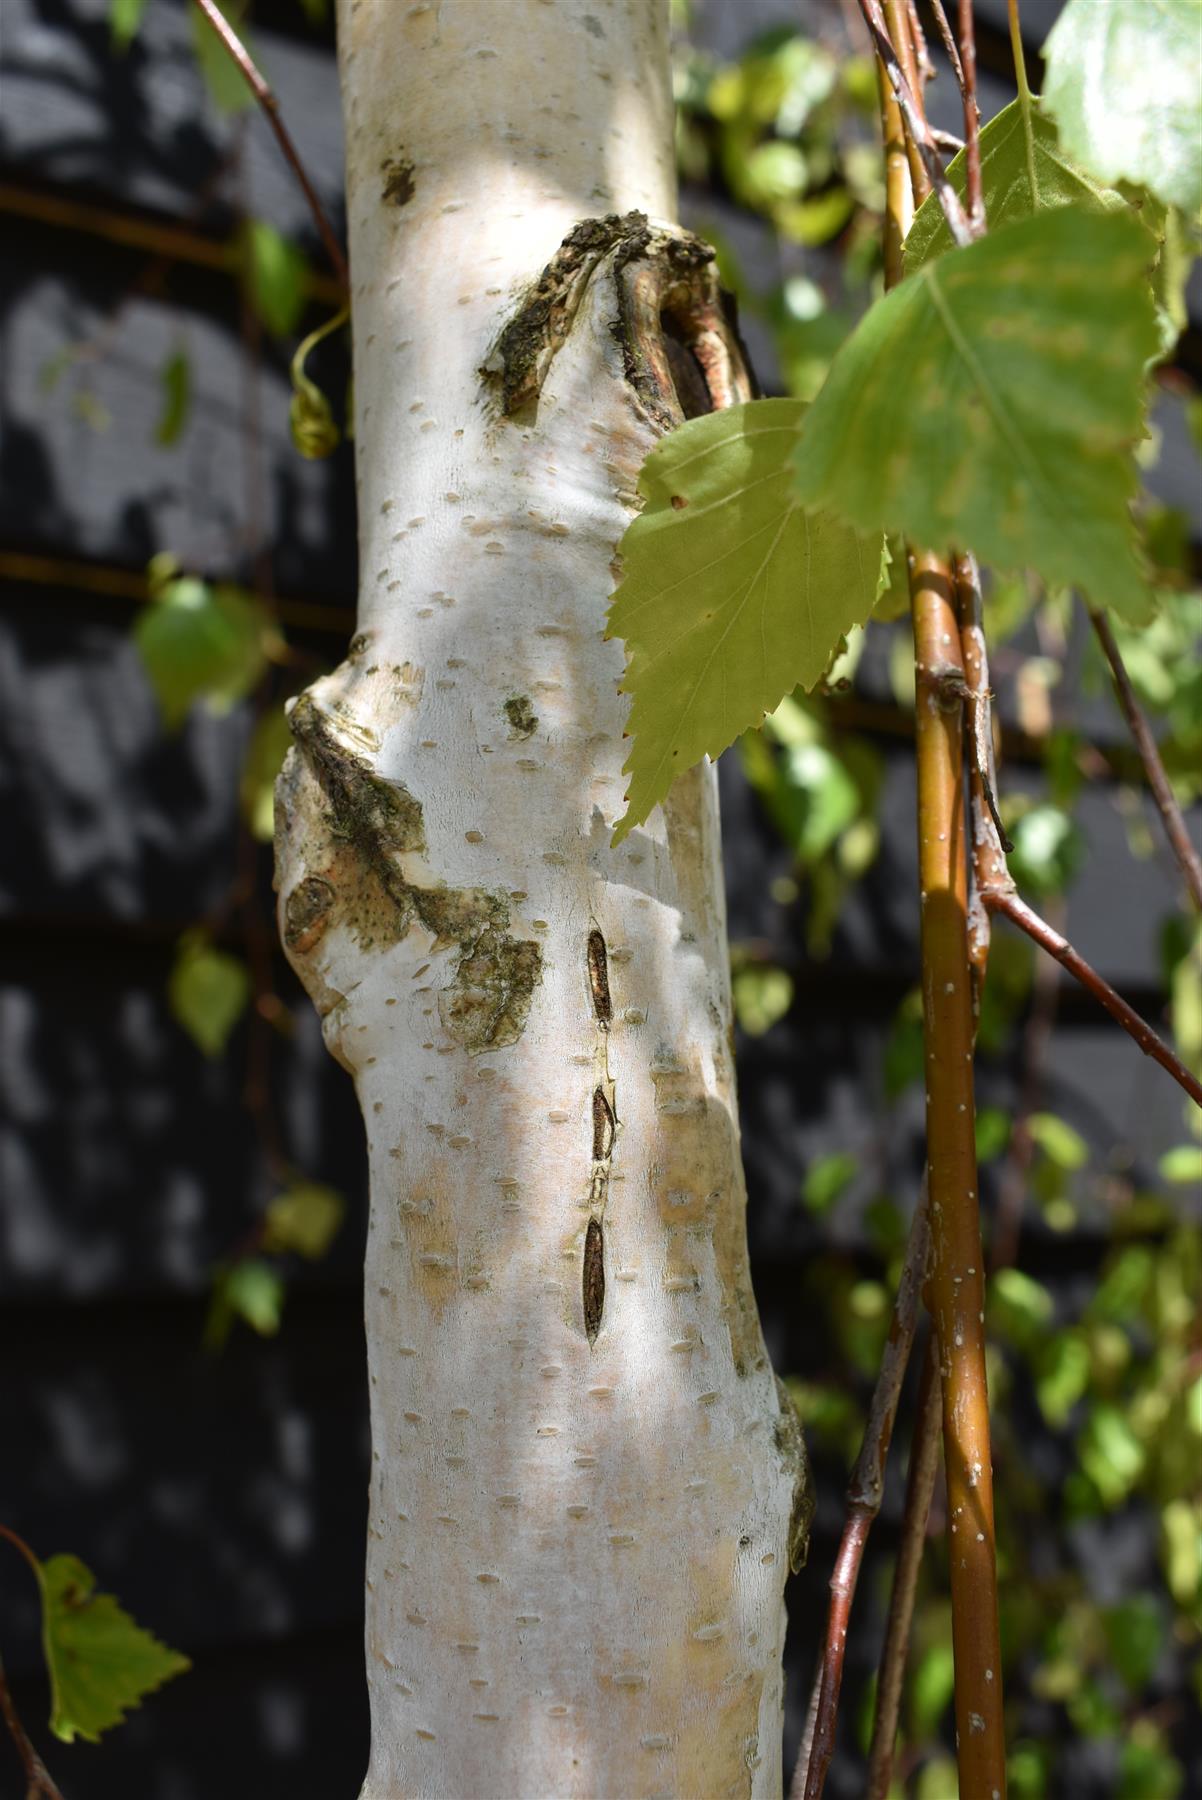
438, 929, 542, 1053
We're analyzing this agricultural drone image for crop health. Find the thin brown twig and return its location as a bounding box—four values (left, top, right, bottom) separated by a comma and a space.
0, 1658, 65, 1800
865, 1340, 944, 1800
853, 0, 975, 241
926, 0, 966, 88
905, 0, 935, 82
188, 0, 348, 288
1090, 608, 1202, 911
957, 0, 984, 228
983, 888, 1202, 1106
991, 900, 1063, 1272
793, 1192, 932, 1800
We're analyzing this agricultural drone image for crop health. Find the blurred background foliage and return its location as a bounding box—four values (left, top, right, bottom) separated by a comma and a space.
10, 0, 1199, 1792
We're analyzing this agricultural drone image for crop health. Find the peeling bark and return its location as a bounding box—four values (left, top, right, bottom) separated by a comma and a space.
275, 3, 802, 1792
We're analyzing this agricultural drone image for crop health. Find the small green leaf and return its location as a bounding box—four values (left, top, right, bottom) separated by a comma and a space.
1043, 0, 1202, 216
801, 1151, 858, 1215
1034, 1329, 1091, 1425
168, 932, 250, 1059
793, 207, 1160, 624
190, 0, 255, 113
109, 0, 149, 49
289, 307, 347, 459
1029, 1111, 1090, 1170
904, 98, 1120, 276
607, 398, 882, 841
975, 1105, 1012, 1163
36, 1553, 189, 1743
239, 705, 294, 841
1159, 1144, 1202, 1184
731, 964, 794, 1036
206, 1259, 285, 1349
990, 1266, 1055, 1346
262, 1183, 344, 1259
133, 573, 268, 729
154, 349, 191, 447
241, 221, 308, 340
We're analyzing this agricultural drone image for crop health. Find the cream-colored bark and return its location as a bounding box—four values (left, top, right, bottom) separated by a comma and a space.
275, 3, 804, 1793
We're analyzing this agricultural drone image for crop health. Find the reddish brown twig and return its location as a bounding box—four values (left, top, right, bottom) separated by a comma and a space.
0, 1658, 64, 1800
957, 0, 984, 229
983, 888, 1202, 1106
189, 0, 348, 288
793, 1193, 932, 1799
1090, 608, 1202, 911
854, 0, 975, 243
865, 1341, 944, 1799
926, 0, 966, 89
0, 1530, 65, 1800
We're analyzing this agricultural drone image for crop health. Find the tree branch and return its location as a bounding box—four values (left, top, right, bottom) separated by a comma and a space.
189, 0, 349, 289
1090, 607, 1202, 911
865, 1341, 943, 1800
0, 1659, 64, 1800
983, 887, 1202, 1106
854, 0, 976, 242
793, 1192, 932, 1800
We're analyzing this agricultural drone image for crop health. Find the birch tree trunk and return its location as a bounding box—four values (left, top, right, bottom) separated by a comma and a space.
275, 3, 808, 1792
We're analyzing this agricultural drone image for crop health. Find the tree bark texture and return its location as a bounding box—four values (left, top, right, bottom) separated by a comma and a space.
275, 4, 805, 1793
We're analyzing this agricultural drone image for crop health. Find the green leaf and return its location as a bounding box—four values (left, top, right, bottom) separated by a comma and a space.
239, 704, 294, 841
1043, 0, 1202, 216
731, 964, 793, 1036
241, 221, 308, 340
168, 932, 250, 1059
262, 1182, 344, 1259
793, 207, 1160, 623
206, 1259, 285, 1349
289, 307, 347, 459
801, 1150, 858, 1215
975, 1105, 1012, 1163
905, 98, 1120, 276
607, 398, 882, 841
154, 349, 191, 447
133, 574, 268, 729
1159, 1144, 1202, 1184
109, 0, 149, 51
1029, 1111, 1090, 1170
990, 1266, 1055, 1346
190, 0, 255, 113
36, 1553, 189, 1743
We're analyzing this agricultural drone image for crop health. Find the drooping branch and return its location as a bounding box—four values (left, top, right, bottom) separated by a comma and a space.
793, 1191, 932, 1800
189, 0, 348, 288
1090, 608, 1202, 911
982, 887, 1202, 1106
865, 1342, 944, 1800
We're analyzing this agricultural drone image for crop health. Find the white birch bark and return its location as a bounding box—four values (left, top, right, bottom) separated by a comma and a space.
275, 3, 807, 1793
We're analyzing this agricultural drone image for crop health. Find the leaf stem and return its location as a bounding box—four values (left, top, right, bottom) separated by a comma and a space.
1007, 0, 1040, 201
1089, 607, 1202, 910
982, 887, 1202, 1105
188, 0, 348, 289
864, 1340, 944, 1800
794, 1193, 932, 1800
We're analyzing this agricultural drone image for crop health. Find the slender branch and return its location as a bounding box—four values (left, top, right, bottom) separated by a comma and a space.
854, 0, 975, 242
957, 0, 984, 229
926, 0, 966, 89
1090, 608, 1202, 911
983, 887, 1202, 1106
794, 1192, 932, 1800
992, 900, 1063, 1271
865, 1341, 944, 1800
188, 0, 348, 288
912, 552, 1008, 1796
905, 0, 936, 83
0, 1659, 64, 1800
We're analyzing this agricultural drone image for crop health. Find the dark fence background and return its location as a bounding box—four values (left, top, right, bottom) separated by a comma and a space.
1, 1, 1198, 1795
